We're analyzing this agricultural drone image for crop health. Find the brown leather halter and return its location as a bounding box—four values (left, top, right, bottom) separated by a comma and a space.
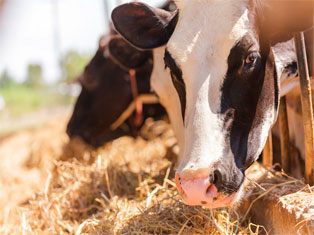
128, 69, 143, 128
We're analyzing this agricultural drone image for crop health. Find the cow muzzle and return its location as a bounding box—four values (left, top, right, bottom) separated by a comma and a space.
175, 170, 237, 208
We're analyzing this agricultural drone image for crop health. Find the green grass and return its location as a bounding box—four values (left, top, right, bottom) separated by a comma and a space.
0, 84, 74, 116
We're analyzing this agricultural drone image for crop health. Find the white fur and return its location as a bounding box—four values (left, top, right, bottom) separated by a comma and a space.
164, 0, 251, 177
151, 47, 185, 150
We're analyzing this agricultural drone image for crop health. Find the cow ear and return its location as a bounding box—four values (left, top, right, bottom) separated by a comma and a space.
260, 0, 313, 45
108, 36, 152, 69
111, 2, 178, 49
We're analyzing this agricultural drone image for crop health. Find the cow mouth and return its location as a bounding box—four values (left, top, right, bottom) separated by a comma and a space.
200, 193, 237, 209
180, 189, 237, 209
175, 174, 238, 208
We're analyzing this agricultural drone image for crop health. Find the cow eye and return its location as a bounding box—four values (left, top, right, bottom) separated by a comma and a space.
244, 52, 259, 70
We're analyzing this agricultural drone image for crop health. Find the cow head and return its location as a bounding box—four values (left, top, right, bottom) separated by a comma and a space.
112, 0, 313, 208
67, 34, 155, 147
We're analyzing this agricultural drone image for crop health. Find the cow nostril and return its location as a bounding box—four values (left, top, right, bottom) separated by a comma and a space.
209, 170, 223, 191
209, 172, 215, 183
213, 170, 223, 191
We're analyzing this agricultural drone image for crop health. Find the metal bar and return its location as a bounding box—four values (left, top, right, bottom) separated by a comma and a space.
294, 32, 314, 185
263, 131, 273, 168
279, 96, 291, 172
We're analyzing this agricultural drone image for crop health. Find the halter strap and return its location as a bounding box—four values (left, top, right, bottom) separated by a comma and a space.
105, 44, 154, 131
129, 69, 143, 128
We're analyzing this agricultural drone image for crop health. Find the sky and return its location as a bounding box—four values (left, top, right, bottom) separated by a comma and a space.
0, 0, 166, 83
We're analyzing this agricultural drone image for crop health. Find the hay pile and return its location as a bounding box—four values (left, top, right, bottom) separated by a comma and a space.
1, 116, 312, 234
0, 118, 265, 235
0, 114, 71, 225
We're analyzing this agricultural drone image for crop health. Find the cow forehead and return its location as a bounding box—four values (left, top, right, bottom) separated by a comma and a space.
169, 0, 250, 64
167, 0, 251, 112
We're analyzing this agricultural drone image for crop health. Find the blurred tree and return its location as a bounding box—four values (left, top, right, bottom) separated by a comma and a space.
60, 51, 90, 83
0, 70, 15, 88
25, 64, 43, 87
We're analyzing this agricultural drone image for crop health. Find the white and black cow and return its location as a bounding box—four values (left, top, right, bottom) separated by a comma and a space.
112, 1, 314, 208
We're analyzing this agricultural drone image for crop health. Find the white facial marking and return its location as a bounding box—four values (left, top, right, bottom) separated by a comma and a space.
151, 47, 185, 150
165, 0, 251, 177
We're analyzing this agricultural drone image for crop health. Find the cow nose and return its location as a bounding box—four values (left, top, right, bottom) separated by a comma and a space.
175, 170, 235, 208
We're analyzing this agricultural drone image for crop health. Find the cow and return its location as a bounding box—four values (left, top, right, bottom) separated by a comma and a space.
66, 33, 166, 147
66, 1, 176, 147
111, 0, 313, 208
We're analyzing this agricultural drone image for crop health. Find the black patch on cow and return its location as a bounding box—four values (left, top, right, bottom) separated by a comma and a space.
164, 48, 186, 121
273, 65, 279, 112
220, 34, 267, 175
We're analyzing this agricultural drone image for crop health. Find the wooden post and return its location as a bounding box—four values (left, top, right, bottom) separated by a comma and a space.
294, 32, 314, 185
263, 131, 273, 168
278, 97, 291, 173
279, 97, 290, 173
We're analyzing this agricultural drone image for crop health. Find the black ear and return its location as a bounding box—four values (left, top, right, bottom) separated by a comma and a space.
260, 0, 313, 45
108, 36, 152, 69
111, 2, 178, 50
108, 22, 118, 36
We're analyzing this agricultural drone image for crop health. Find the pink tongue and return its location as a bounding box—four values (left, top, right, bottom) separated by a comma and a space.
180, 177, 218, 206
